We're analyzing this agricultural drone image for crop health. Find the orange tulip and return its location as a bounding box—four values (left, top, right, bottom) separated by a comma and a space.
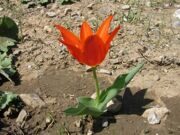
55, 15, 120, 67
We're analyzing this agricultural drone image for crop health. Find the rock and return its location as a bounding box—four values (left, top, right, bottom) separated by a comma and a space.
87, 129, 93, 135
46, 116, 52, 125
174, 4, 180, 8
27, 2, 36, 8
87, 3, 94, 10
147, 112, 160, 124
74, 119, 82, 128
91, 93, 122, 113
16, 109, 28, 126
98, 69, 112, 75
91, 93, 97, 99
102, 119, 109, 128
71, 11, 81, 21
19, 94, 45, 108
63, 8, 72, 16
110, 58, 120, 64
163, 3, 171, 8
44, 26, 52, 33
145, 0, 151, 7
142, 106, 169, 125
46, 12, 56, 18
0, 7, 3, 11
172, 9, 180, 28
13, 50, 21, 55
121, 5, 131, 10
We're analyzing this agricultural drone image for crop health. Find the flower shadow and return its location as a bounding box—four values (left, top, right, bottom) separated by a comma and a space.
122, 87, 153, 115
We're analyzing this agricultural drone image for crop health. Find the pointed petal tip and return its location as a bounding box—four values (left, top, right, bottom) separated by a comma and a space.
54, 24, 64, 31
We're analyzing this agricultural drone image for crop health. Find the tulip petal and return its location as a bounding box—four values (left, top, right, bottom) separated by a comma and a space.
80, 22, 93, 43
105, 25, 121, 51
59, 39, 83, 63
82, 35, 106, 66
55, 24, 80, 48
96, 15, 113, 42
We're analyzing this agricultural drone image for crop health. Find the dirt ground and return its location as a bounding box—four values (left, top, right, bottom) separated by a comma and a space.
0, 0, 180, 135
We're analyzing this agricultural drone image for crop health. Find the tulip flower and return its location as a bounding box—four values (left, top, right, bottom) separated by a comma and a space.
55, 15, 120, 67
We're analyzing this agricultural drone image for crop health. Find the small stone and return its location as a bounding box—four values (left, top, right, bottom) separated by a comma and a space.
98, 69, 112, 75
142, 106, 169, 125
172, 9, 180, 28
46, 116, 52, 125
163, 3, 171, 8
110, 58, 120, 64
102, 119, 109, 128
27, 2, 36, 8
174, 4, 180, 8
145, 1, 151, 7
16, 109, 28, 126
0, 7, 3, 11
27, 65, 32, 69
44, 25, 52, 33
121, 5, 131, 10
13, 50, 21, 55
87, 129, 93, 135
75, 119, 82, 128
87, 3, 94, 9
147, 112, 160, 124
19, 94, 45, 108
163, 69, 168, 73
91, 93, 96, 99
63, 8, 72, 16
46, 12, 56, 17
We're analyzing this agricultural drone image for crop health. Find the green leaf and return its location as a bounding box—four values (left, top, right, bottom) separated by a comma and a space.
57, 0, 76, 4
21, 0, 31, 4
64, 97, 104, 117
64, 102, 103, 117
0, 91, 17, 110
0, 16, 18, 40
39, 0, 50, 4
0, 53, 15, 84
98, 63, 144, 110
0, 37, 16, 52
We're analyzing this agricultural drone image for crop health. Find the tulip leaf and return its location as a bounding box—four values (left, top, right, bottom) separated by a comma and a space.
98, 62, 144, 110
64, 101, 103, 117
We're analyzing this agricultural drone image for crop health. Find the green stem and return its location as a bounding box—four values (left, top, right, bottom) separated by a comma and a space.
92, 67, 100, 103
